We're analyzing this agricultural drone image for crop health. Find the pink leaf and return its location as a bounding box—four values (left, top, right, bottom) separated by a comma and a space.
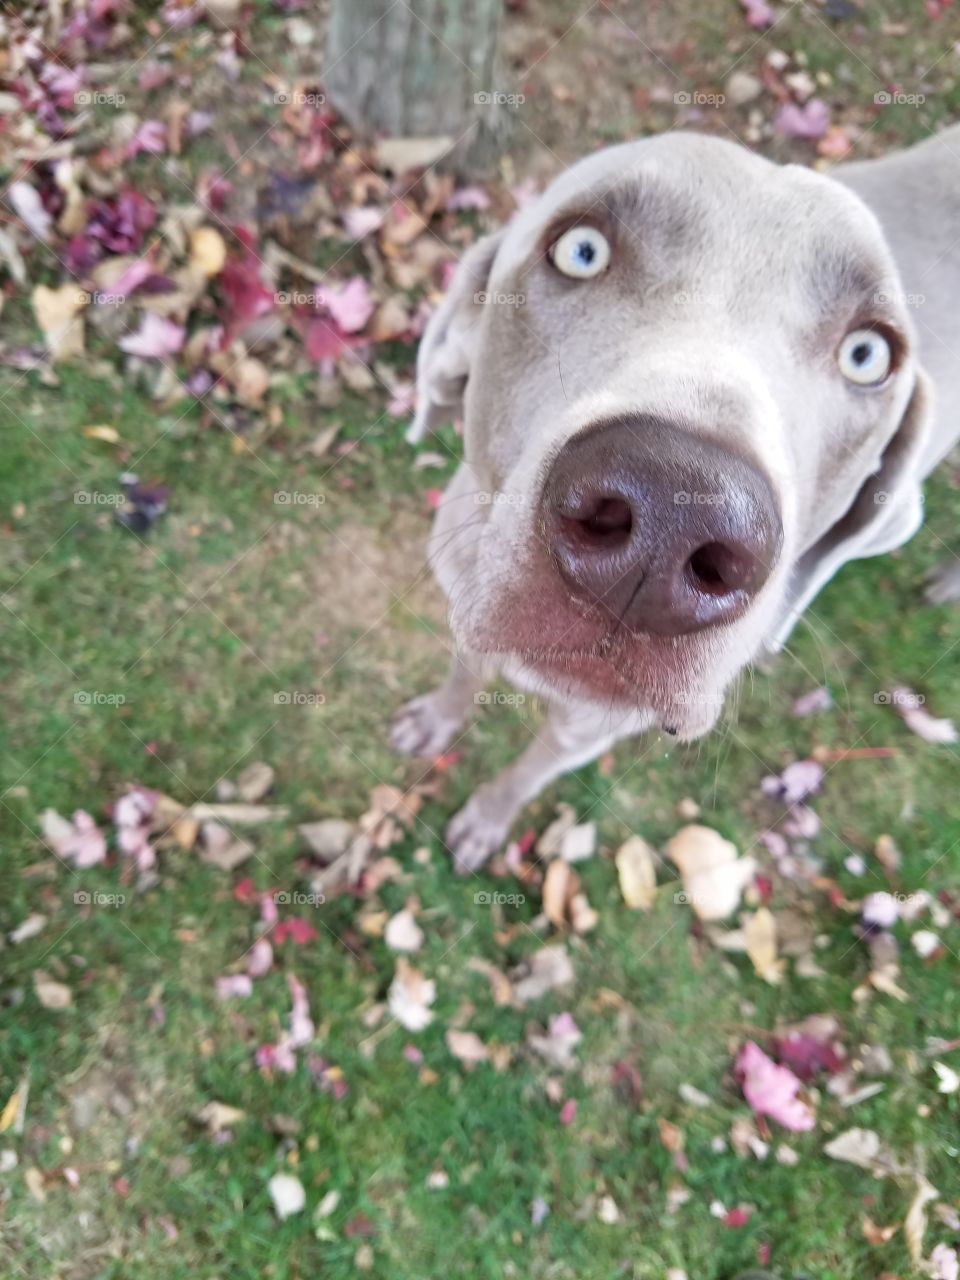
342, 206, 384, 239
792, 686, 832, 716
559, 1098, 577, 1124
216, 974, 253, 999
736, 1040, 815, 1131
246, 937, 273, 977
775, 99, 831, 140
127, 119, 168, 158
118, 313, 185, 359
287, 973, 314, 1047
41, 808, 107, 867
739, 0, 775, 26
273, 917, 318, 945
318, 277, 375, 334
446, 185, 491, 212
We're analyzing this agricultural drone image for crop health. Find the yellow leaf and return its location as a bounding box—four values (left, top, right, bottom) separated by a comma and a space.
189, 226, 227, 277
744, 907, 784, 984
0, 1075, 28, 1134
81, 424, 120, 444
615, 836, 657, 910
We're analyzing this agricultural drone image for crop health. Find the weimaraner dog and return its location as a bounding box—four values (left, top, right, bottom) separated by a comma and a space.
392, 128, 960, 872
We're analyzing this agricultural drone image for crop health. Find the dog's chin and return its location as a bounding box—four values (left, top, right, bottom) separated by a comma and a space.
453, 619, 729, 737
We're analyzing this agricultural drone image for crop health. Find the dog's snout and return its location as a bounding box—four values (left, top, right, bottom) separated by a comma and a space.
541, 415, 782, 635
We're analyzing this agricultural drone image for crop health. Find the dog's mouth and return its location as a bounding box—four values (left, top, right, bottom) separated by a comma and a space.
496, 631, 728, 738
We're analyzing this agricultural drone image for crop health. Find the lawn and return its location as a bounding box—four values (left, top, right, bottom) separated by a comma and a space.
2, 2, 960, 1279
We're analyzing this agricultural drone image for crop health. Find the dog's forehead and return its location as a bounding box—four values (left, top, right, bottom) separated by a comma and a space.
493, 132, 892, 285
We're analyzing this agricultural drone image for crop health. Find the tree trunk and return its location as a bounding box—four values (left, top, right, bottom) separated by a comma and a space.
324, 0, 511, 175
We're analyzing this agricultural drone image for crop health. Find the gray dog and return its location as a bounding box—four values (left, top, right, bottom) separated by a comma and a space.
392, 128, 960, 872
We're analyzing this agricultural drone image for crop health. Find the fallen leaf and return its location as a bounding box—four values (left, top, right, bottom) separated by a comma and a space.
384, 908, 424, 953
10, 182, 52, 240
268, 1172, 306, 1220
118, 313, 185, 359
933, 1061, 960, 1094
41, 808, 107, 868
446, 1029, 489, 1067
512, 945, 575, 1004
890, 688, 957, 744
81, 424, 121, 444
560, 822, 596, 863
189, 225, 228, 277
863, 1216, 900, 1245
527, 1011, 582, 1070
375, 135, 453, 173
744, 907, 784, 984
905, 1176, 939, 1268
615, 836, 658, 909
34, 972, 72, 1010
823, 1127, 888, 1171
388, 957, 436, 1031
543, 858, 576, 928
736, 1040, 815, 1131
196, 1101, 246, 1135
775, 98, 831, 139
235, 761, 275, 803
32, 283, 85, 360
10, 913, 46, 945
0, 1075, 29, 1135
667, 825, 756, 921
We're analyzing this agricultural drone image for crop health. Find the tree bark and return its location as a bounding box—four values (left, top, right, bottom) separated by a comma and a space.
324, 0, 511, 175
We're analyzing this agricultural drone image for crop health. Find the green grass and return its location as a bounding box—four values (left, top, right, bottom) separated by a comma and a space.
4, 1, 960, 1276
2, 350, 959, 1280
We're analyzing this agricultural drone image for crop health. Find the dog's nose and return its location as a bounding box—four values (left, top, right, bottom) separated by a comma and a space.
541, 415, 782, 635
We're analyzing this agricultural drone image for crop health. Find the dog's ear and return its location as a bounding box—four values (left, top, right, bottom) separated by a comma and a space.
407, 231, 504, 443
770, 369, 934, 648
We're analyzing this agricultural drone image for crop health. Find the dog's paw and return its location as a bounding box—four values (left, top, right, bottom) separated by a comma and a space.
925, 560, 960, 605
390, 692, 464, 758
446, 795, 510, 874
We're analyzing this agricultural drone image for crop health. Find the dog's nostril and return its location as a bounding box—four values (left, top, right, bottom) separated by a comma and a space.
687, 542, 744, 596
562, 496, 633, 548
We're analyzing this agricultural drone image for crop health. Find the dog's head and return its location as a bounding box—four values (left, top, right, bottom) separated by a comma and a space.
412, 133, 932, 736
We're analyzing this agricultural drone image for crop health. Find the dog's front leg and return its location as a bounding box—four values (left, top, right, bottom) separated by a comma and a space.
446, 699, 650, 874
391, 650, 490, 757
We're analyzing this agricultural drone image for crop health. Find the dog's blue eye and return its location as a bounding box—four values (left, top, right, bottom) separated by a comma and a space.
551, 225, 611, 279
838, 328, 892, 386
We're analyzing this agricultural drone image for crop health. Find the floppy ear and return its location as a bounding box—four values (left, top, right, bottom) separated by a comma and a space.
406, 231, 504, 443
770, 369, 934, 649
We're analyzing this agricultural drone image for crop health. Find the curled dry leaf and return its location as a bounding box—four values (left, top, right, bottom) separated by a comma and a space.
388, 957, 435, 1031
667, 825, 756, 921
615, 836, 657, 910
744, 907, 784, 984
446, 1029, 489, 1068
